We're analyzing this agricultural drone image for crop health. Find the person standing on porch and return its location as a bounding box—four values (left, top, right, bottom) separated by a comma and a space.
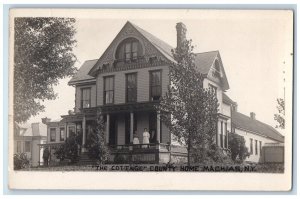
133, 131, 139, 144
143, 128, 150, 145
43, 147, 50, 167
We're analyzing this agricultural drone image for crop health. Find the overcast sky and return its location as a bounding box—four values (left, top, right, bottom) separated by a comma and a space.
26, 10, 293, 132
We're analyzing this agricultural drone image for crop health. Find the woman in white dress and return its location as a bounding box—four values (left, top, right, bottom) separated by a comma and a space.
142, 128, 150, 148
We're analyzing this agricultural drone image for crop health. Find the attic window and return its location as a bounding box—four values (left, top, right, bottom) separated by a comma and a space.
212, 60, 221, 78
116, 38, 142, 62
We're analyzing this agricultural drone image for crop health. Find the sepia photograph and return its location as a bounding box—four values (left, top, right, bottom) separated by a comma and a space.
8, 9, 293, 190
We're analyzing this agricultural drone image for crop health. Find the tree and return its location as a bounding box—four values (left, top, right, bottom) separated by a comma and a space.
158, 38, 220, 165
85, 113, 110, 164
228, 133, 250, 163
14, 18, 77, 123
274, 98, 285, 129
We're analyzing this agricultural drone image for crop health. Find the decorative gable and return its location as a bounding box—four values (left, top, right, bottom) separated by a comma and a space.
207, 53, 229, 90
89, 21, 174, 76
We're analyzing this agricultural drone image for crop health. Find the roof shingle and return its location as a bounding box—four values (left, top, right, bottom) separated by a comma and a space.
68, 59, 97, 85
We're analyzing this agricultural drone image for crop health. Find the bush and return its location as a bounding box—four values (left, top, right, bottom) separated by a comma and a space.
114, 154, 127, 164
54, 133, 80, 163
228, 133, 250, 163
14, 153, 30, 170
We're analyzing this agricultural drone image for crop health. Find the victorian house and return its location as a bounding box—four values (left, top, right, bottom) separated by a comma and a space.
40, 21, 284, 165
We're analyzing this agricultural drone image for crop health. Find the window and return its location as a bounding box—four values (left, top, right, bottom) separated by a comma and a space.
212, 60, 221, 78
60, 128, 65, 141
259, 141, 262, 156
116, 38, 141, 62
126, 73, 137, 102
220, 121, 224, 148
224, 122, 228, 148
81, 88, 91, 108
250, 138, 253, 154
209, 83, 217, 96
150, 70, 162, 100
25, 141, 31, 152
104, 76, 114, 104
255, 140, 258, 155
50, 128, 56, 142
68, 126, 75, 137
17, 141, 22, 153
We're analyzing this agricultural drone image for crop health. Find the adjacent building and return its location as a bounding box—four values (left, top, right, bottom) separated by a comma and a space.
14, 122, 47, 166
41, 21, 284, 164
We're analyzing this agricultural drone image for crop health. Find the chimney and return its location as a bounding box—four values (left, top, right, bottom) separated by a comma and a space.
31, 123, 39, 136
41, 117, 51, 124
176, 22, 187, 50
250, 112, 256, 120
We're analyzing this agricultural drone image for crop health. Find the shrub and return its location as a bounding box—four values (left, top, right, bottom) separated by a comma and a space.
14, 153, 30, 170
54, 133, 80, 163
228, 133, 250, 163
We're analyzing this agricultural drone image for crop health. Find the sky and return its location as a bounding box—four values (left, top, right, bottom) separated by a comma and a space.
26, 10, 293, 133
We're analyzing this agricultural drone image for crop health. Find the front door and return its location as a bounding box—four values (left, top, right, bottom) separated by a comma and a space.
109, 115, 118, 145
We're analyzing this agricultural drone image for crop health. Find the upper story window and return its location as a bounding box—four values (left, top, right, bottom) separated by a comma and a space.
150, 70, 162, 101
50, 128, 56, 142
126, 73, 137, 103
212, 60, 221, 78
104, 76, 114, 104
208, 83, 217, 97
116, 38, 142, 62
81, 88, 91, 108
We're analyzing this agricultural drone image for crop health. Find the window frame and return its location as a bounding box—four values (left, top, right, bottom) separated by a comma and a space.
103, 75, 115, 105
255, 140, 258, 155
60, 127, 65, 141
50, 128, 56, 142
208, 83, 218, 97
149, 70, 162, 101
126, 72, 138, 103
81, 87, 91, 109
250, 138, 253, 154
17, 141, 22, 153
25, 141, 31, 152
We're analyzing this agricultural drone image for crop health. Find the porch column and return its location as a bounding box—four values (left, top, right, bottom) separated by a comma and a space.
156, 110, 161, 143
130, 112, 134, 143
81, 115, 87, 152
106, 114, 110, 144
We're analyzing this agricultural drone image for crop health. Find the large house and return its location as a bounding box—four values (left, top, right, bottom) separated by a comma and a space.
40, 21, 284, 164
14, 122, 47, 166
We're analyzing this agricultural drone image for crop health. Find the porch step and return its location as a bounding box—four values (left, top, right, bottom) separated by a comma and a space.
76, 152, 97, 166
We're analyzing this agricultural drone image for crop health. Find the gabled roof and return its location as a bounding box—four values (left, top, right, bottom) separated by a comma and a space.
68, 59, 97, 85
130, 22, 175, 62
194, 51, 219, 74
15, 123, 47, 137
232, 111, 284, 143
222, 93, 237, 105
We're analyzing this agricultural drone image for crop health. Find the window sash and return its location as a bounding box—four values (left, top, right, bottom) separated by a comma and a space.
250, 139, 253, 154
50, 129, 56, 142
25, 141, 31, 152
150, 71, 162, 99
60, 128, 65, 141
81, 88, 91, 108
104, 77, 114, 104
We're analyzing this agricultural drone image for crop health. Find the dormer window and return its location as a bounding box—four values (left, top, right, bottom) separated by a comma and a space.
212, 60, 221, 78
116, 38, 142, 62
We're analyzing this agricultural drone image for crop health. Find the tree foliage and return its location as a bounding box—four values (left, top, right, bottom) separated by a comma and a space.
86, 113, 110, 164
54, 133, 81, 163
228, 133, 250, 163
158, 38, 220, 164
274, 98, 285, 129
14, 17, 77, 123
14, 153, 30, 170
